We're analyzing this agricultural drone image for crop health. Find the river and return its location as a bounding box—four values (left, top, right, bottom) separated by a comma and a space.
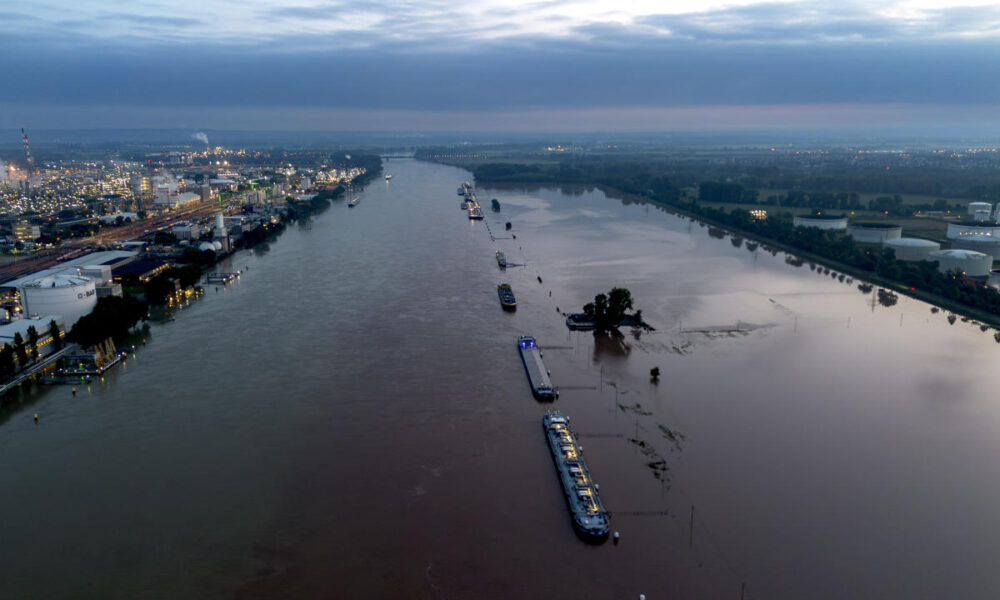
1, 158, 998, 600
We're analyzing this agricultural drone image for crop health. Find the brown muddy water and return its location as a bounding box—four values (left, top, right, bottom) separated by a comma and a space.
1, 158, 998, 600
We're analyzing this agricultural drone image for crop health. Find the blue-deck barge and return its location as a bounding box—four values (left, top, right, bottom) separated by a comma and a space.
517, 335, 554, 400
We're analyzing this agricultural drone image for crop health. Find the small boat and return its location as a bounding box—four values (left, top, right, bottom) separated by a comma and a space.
384, 174, 393, 181
348, 197, 359, 207
468, 206, 484, 220
491, 198, 500, 212
565, 313, 596, 330
496, 250, 507, 269
497, 283, 517, 309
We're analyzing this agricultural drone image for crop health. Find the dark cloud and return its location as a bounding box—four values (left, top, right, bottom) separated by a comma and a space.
2, 1, 999, 130
1, 34, 998, 113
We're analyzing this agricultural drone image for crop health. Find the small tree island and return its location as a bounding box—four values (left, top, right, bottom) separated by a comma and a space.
567, 287, 652, 333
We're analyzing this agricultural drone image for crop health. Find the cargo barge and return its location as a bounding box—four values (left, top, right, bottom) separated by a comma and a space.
497, 283, 517, 310
517, 335, 555, 399
543, 412, 610, 540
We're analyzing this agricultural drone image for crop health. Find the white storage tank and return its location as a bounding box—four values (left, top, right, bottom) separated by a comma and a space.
968, 201, 992, 216
884, 238, 940, 261
952, 235, 1000, 259
793, 214, 848, 230
847, 223, 902, 243
928, 249, 993, 277
974, 209, 994, 222
946, 222, 1000, 239
19, 274, 98, 327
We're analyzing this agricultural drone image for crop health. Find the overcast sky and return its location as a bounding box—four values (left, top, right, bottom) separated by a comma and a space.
2, 0, 999, 131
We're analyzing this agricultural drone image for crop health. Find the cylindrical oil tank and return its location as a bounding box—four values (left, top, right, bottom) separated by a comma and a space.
847, 223, 902, 243
952, 235, 1000, 260
928, 249, 993, 277
19, 274, 97, 326
884, 238, 940, 261
968, 202, 992, 215
974, 209, 994, 222
793, 214, 848, 230
946, 222, 1000, 239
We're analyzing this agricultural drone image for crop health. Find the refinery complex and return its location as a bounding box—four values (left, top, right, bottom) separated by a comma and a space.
0, 131, 372, 384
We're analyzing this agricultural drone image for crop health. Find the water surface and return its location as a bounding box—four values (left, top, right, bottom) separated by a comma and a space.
1, 159, 998, 600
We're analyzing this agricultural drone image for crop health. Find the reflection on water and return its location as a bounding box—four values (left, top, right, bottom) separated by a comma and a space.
1, 160, 999, 600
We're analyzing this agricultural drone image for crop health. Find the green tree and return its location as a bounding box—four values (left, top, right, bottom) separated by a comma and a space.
12, 332, 27, 369
49, 320, 63, 352
67, 296, 148, 348
27, 326, 39, 361
583, 287, 635, 332
0, 344, 14, 380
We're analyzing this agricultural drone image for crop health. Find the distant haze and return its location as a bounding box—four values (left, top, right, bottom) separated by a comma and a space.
2, 1, 999, 132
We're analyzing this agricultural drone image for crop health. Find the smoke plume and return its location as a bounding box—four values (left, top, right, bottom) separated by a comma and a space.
192, 132, 209, 146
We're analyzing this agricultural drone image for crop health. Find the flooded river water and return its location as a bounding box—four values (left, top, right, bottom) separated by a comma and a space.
1, 158, 998, 599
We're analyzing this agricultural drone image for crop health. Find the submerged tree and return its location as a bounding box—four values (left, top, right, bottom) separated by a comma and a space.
583, 287, 637, 333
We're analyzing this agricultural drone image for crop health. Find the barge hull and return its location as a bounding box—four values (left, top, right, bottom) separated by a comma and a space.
517, 335, 554, 399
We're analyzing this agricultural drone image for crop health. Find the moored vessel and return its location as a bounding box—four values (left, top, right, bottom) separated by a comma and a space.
543, 412, 610, 540
496, 250, 507, 269
497, 283, 517, 309
348, 197, 359, 207
517, 335, 554, 399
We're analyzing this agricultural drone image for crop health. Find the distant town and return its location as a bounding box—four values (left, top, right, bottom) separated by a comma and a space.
0, 135, 379, 391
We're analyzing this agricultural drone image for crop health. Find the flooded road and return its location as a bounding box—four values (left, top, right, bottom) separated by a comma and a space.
1, 159, 999, 599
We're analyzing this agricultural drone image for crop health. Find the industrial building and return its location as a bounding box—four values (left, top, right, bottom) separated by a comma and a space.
13, 221, 40, 243
946, 222, 1000, 239
155, 191, 200, 209
1, 250, 136, 327
0, 316, 65, 358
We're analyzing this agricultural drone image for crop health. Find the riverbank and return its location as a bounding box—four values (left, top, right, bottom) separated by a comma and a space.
430, 157, 1000, 332
0, 164, 383, 399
